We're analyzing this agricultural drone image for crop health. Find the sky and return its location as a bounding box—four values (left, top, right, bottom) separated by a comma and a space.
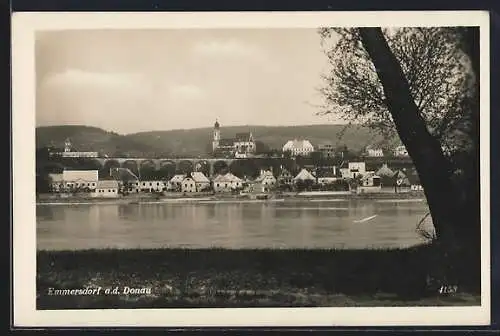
35, 29, 341, 135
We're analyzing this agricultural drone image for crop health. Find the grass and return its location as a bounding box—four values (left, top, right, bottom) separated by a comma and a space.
37, 245, 481, 309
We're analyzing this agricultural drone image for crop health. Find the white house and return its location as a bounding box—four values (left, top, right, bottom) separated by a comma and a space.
53, 138, 99, 158
357, 173, 382, 193
293, 168, 316, 183
360, 172, 381, 187
168, 174, 186, 191
139, 180, 166, 193
62, 169, 99, 191
347, 162, 366, 179
124, 181, 141, 193
277, 168, 294, 186
393, 145, 409, 157
48, 173, 64, 192
317, 143, 336, 158
191, 172, 211, 191
282, 139, 315, 157
91, 180, 119, 198
181, 177, 197, 193
213, 173, 243, 193
366, 146, 384, 157
254, 169, 277, 187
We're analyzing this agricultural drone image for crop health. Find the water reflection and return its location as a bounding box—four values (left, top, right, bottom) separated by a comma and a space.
36, 200, 432, 250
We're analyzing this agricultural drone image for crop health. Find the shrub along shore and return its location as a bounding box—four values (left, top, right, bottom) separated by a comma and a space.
37, 245, 480, 309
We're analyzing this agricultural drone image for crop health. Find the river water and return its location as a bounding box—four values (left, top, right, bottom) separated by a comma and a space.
36, 198, 434, 250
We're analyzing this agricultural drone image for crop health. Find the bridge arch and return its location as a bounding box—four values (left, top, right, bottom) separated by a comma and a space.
138, 160, 158, 180
194, 160, 211, 176
158, 160, 177, 179
177, 160, 194, 174
101, 159, 121, 178
123, 160, 140, 176
229, 159, 259, 179
213, 160, 229, 176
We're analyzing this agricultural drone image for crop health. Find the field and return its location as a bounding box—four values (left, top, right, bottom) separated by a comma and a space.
37, 245, 481, 309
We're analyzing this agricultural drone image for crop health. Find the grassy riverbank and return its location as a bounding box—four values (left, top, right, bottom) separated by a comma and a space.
37, 245, 480, 309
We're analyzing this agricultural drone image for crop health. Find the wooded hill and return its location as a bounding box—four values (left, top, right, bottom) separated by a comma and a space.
36, 124, 400, 158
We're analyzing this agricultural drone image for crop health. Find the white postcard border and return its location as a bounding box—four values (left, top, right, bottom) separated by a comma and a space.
12, 10, 491, 327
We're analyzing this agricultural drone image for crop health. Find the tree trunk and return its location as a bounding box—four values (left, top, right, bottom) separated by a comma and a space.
358, 28, 462, 253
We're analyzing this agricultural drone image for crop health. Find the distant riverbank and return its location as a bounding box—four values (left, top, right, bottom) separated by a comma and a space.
36, 190, 426, 205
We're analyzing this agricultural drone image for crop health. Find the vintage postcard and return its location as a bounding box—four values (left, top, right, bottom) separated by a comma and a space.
12, 11, 490, 327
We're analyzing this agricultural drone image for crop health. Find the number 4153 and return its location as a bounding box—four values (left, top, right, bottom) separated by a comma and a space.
439, 285, 458, 294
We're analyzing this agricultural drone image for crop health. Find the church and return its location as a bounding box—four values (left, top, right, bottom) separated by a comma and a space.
212, 120, 256, 158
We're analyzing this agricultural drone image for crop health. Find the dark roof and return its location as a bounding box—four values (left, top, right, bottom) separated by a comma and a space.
279, 169, 292, 177
235, 132, 252, 142
317, 171, 337, 178
214, 120, 220, 128
219, 138, 235, 146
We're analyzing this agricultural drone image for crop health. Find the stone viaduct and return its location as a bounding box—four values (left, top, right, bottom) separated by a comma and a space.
92, 157, 254, 177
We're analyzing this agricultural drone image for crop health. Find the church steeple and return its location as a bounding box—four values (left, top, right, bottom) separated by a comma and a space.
64, 138, 72, 152
212, 119, 221, 152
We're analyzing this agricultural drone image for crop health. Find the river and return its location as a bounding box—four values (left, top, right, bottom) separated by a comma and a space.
36, 198, 434, 250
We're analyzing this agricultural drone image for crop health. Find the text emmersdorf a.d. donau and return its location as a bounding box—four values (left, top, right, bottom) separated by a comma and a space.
33, 25, 483, 316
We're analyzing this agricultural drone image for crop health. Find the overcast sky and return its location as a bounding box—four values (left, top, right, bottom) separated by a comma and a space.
36, 29, 341, 134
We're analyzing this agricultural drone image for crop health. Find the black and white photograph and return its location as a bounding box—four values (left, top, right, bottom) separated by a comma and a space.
12, 11, 490, 327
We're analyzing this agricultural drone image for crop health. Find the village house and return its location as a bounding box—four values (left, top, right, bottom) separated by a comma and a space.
317, 143, 336, 158
277, 167, 294, 186
110, 167, 140, 193
393, 145, 409, 157
376, 163, 396, 187
213, 172, 243, 193
139, 180, 166, 193
124, 181, 141, 193
254, 169, 277, 187
365, 146, 384, 157
293, 168, 316, 184
48, 173, 64, 192
61, 169, 99, 192
181, 176, 197, 193
340, 162, 366, 179
393, 170, 411, 192
91, 180, 119, 198
357, 172, 382, 193
191, 172, 211, 191
168, 174, 186, 191
282, 139, 315, 157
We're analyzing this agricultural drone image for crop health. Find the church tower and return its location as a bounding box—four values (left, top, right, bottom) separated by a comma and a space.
64, 138, 72, 152
212, 120, 220, 152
